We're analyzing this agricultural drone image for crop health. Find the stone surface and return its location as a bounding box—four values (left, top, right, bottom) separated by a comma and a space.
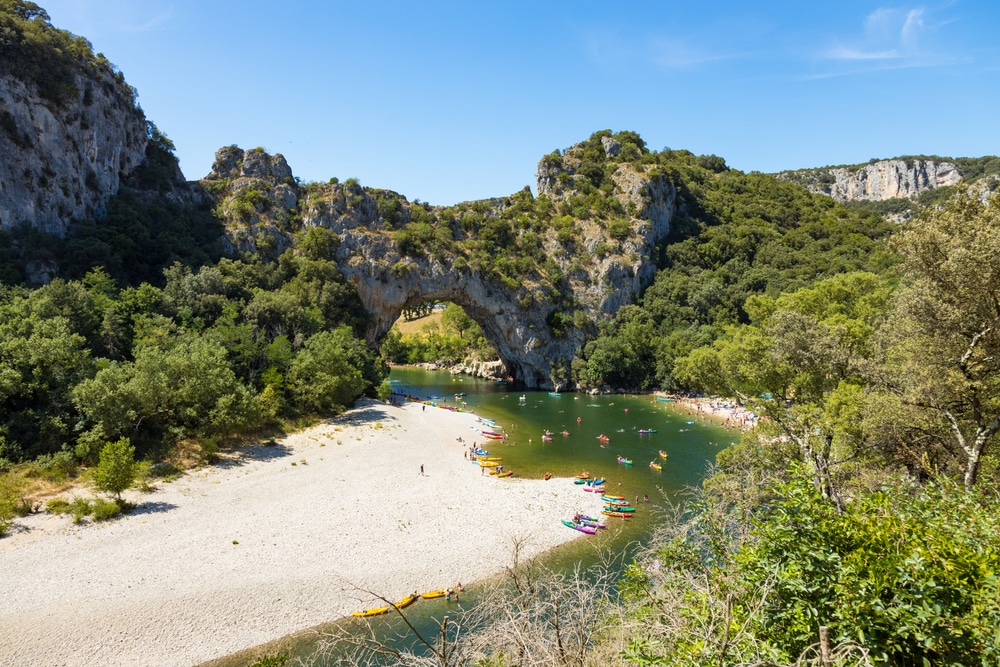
780, 159, 963, 202
203, 141, 677, 389
0, 71, 147, 235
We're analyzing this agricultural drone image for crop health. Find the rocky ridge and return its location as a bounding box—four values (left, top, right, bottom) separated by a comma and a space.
203, 133, 676, 389
0, 70, 147, 235
777, 159, 962, 202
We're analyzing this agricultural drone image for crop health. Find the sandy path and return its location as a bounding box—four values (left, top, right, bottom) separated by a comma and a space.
0, 400, 604, 667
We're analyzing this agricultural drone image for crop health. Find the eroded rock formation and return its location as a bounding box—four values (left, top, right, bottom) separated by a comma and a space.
204, 136, 676, 389
0, 71, 147, 234
779, 159, 962, 202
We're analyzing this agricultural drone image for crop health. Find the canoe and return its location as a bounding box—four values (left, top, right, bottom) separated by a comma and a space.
352, 606, 390, 617
562, 519, 596, 534
588, 477, 605, 486
604, 505, 636, 513
597, 435, 610, 442
637, 429, 657, 434
496, 470, 513, 478
659, 450, 668, 459
480, 456, 503, 461
649, 461, 662, 471
583, 485, 605, 493
543, 471, 552, 480
575, 514, 603, 523
576, 472, 590, 479
548, 392, 561, 397
617, 456, 633, 465
422, 589, 449, 599
479, 461, 501, 468
481, 430, 503, 436
561, 431, 570, 436
573, 479, 588, 484
395, 593, 420, 609
541, 436, 553, 442
602, 510, 633, 518
602, 494, 626, 502
483, 434, 503, 440
575, 517, 607, 529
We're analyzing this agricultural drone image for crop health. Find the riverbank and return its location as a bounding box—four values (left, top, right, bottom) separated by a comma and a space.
0, 400, 604, 667
657, 393, 760, 433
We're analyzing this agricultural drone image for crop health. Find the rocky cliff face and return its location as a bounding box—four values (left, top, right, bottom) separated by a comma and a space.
0, 71, 148, 235
779, 159, 962, 202
204, 133, 676, 389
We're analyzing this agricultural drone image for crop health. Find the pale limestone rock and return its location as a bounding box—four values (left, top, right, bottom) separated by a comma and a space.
0, 71, 147, 234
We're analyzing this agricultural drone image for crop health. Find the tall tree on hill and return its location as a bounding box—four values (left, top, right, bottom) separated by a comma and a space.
874, 189, 1000, 489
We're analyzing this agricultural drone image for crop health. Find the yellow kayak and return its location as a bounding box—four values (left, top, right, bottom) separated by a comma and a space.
395, 593, 419, 609
422, 589, 449, 599
479, 456, 503, 461
352, 606, 389, 618
659, 450, 668, 459
479, 461, 501, 468
649, 461, 662, 471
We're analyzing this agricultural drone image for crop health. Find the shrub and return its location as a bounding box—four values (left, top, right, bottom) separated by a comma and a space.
94, 438, 137, 501
91, 498, 122, 521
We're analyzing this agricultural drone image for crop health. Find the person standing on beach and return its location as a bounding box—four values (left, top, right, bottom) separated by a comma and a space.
420, 464, 424, 476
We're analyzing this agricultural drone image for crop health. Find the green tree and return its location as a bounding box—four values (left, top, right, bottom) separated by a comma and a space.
287, 327, 368, 414
875, 189, 1000, 489
94, 437, 137, 501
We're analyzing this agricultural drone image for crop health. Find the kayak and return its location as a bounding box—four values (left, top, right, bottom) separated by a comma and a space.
422, 589, 449, 599
583, 485, 606, 493
588, 477, 605, 486
395, 593, 420, 609
604, 505, 635, 513
483, 434, 503, 440
659, 450, 668, 459
562, 519, 596, 534
573, 478, 588, 484
637, 429, 657, 434
602, 510, 633, 518
602, 494, 626, 502
496, 470, 513, 478
649, 461, 662, 471
617, 456, 633, 465
352, 606, 390, 618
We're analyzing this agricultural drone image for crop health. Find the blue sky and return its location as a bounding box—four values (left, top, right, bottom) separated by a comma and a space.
40, 1, 1000, 205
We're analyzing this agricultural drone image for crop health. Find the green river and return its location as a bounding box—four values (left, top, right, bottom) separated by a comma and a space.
208, 367, 737, 666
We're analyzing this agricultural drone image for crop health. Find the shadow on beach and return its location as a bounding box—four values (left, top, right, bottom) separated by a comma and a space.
129, 501, 178, 516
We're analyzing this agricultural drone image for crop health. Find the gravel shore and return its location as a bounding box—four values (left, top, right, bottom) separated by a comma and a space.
0, 400, 603, 667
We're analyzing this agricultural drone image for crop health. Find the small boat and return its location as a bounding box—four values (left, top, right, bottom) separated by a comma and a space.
474, 448, 488, 455
480, 456, 503, 461
395, 593, 420, 609
561, 430, 570, 436
478, 417, 497, 425
656, 396, 673, 402
483, 434, 504, 440
543, 471, 552, 480
576, 472, 590, 479
479, 461, 501, 468
562, 519, 597, 534
574, 514, 607, 529
548, 392, 561, 397
583, 485, 605, 493
604, 505, 636, 513
352, 606, 390, 618
637, 429, 657, 434
617, 456, 633, 465
454, 392, 466, 398
422, 589, 449, 599
573, 478, 588, 485
602, 494, 626, 502
496, 470, 513, 478
598, 435, 610, 443
686, 421, 695, 425
659, 450, 668, 459
649, 461, 662, 471
541, 435, 553, 442
481, 430, 503, 436
519, 395, 526, 402
602, 510, 633, 518
588, 477, 605, 486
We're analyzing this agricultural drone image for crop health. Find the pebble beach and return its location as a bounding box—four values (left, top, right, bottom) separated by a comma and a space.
0, 400, 604, 667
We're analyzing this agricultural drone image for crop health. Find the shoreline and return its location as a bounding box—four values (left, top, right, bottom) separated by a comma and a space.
0, 400, 604, 667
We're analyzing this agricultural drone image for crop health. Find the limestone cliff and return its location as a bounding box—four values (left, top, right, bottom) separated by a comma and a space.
203, 132, 676, 389
0, 69, 147, 235
778, 159, 962, 202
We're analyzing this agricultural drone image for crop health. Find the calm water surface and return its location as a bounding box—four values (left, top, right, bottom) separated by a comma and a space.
211, 368, 737, 666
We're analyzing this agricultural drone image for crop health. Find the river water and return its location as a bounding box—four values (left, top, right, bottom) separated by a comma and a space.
207, 368, 737, 666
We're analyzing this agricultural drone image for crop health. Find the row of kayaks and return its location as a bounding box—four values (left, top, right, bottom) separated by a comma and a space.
352, 587, 458, 618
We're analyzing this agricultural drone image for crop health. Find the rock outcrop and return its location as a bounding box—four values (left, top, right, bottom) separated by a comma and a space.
0, 70, 147, 235
203, 132, 676, 389
779, 159, 962, 202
